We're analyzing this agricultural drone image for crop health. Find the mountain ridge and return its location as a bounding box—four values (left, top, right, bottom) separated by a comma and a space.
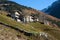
43, 0, 60, 19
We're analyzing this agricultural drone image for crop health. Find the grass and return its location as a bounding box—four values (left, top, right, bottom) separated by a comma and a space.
28, 22, 60, 40
0, 14, 42, 40
0, 14, 60, 40
0, 14, 40, 34
28, 22, 53, 31
0, 24, 28, 40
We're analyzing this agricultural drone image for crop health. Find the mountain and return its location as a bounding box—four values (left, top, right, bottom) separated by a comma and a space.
43, 0, 60, 19
0, 0, 60, 40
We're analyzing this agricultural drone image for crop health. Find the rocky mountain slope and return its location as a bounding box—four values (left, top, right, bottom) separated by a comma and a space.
0, 0, 60, 40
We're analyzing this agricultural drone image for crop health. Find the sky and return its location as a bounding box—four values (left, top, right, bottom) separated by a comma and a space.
10, 0, 56, 10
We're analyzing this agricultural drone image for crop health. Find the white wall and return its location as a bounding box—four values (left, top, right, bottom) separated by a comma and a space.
15, 12, 20, 18
23, 16, 34, 23
17, 19, 21, 22
29, 16, 34, 22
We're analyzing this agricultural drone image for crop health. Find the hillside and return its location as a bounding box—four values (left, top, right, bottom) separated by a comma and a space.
0, 12, 60, 40
0, 0, 60, 40
0, 24, 27, 40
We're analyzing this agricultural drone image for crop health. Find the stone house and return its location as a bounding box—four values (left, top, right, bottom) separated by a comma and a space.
9, 10, 39, 23
44, 20, 50, 25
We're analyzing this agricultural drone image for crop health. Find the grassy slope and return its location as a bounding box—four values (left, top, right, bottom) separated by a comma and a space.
0, 14, 41, 34
0, 14, 60, 40
0, 14, 47, 40
0, 14, 39, 40
0, 24, 28, 40
28, 22, 60, 40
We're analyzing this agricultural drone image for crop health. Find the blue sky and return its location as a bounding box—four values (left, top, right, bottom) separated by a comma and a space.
11, 0, 56, 10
